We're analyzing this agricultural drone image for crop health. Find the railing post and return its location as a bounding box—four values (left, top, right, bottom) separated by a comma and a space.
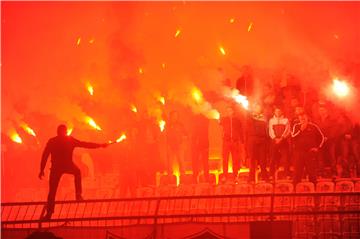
153, 197, 161, 239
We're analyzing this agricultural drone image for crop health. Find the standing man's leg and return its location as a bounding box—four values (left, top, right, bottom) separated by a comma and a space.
306, 151, 318, 184
67, 164, 82, 200
46, 169, 62, 218
222, 140, 230, 177
231, 141, 241, 178
293, 150, 305, 185
202, 147, 210, 182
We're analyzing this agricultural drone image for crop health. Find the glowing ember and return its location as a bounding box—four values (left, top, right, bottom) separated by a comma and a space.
85, 116, 102, 131
229, 18, 235, 23
174, 29, 181, 38
76, 37, 81, 45
247, 22, 253, 32
89, 38, 95, 44
86, 82, 94, 96
192, 87, 203, 103
162, 63, 166, 69
9, 130, 22, 144
139, 68, 143, 74
158, 119, 166, 132
231, 89, 249, 110
116, 134, 127, 143
332, 78, 349, 97
159, 96, 165, 105
21, 123, 36, 137
131, 104, 138, 113
67, 128, 73, 136
219, 46, 226, 55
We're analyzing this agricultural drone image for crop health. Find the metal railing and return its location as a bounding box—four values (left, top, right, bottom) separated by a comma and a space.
2, 192, 360, 230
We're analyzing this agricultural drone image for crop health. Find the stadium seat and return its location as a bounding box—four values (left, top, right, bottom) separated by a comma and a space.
294, 181, 316, 239
230, 182, 254, 222
316, 180, 340, 239
252, 182, 273, 221
212, 183, 234, 222
274, 181, 294, 220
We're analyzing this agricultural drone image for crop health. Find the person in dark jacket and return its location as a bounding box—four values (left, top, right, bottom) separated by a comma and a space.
39, 124, 108, 220
292, 114, 325, 185
220, 106, 244, 179
248, 103, 269, 182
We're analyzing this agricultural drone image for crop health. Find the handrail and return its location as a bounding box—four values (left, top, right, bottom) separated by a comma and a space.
2, 191, 360, 229
2, 191, 360, 206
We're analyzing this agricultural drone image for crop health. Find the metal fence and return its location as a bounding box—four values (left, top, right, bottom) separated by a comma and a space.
2, 191, 360, 238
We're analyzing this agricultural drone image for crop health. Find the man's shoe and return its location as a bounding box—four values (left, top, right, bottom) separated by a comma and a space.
41, 212, 52, 220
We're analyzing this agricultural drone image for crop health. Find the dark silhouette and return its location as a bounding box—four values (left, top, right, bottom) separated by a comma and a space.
39, 124, 108, 220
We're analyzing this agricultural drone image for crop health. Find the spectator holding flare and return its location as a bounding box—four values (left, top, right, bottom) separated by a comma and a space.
268, 106, 291, 179
39, 124, 108, 220
292, 113, 325, 185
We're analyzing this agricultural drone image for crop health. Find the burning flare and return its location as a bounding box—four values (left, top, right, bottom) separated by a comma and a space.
231, 89, 249, 110
207, 109, 220, 120
85, 116, 102, 131
9, 130, 22, 144
229, 18, 235, 23
192, 87, 203, 104
174, 29, 181, 38
67, 128, 73, 136
158, 119, 166, 132
219, 46, 226, 55
20, 123, 36, 137
138, 68, 143, 74
247, 22, 253, 32
76, 37, 81, 46
159, 96, 165, 105
116, 133, 127, 143
86, 82, 94, 96
332, 78, 349, 97
131, 104, 138, 113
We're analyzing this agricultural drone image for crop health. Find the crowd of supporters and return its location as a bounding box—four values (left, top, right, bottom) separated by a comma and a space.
116, 69, 360, 194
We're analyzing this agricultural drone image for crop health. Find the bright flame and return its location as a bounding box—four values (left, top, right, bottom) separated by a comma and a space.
332, 78, 349, 97
228, 159, 233, 173
172, 163, 180, 186
158, 119, 166, 132
86, 82, 94, 96
9, 130, 22, 144
138, 68, 143, 74
116, 133, 127, 143
21, 123, 36, 137
231, 89, 249, 110
67, 128, 73, 136
229, 18, 235, 23
76, 37, 81, 45
174, 29, 181, 38
207, 109, 220, 120
219, 46, 226, 55
85, 116, 102, 131
159, 96, 165, 105
247, 22, 253, 32
192, 87, 203, 103
131, 104, 138, 113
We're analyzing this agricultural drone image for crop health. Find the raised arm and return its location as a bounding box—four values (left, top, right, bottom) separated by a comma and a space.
73, 138, 107, 149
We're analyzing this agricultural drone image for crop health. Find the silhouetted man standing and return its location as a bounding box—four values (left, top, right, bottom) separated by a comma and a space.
39, 124, 108, 220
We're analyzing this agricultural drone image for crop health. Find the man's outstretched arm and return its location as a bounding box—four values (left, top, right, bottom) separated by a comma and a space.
39, 141, 51, 179
73, 138, 108, 149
